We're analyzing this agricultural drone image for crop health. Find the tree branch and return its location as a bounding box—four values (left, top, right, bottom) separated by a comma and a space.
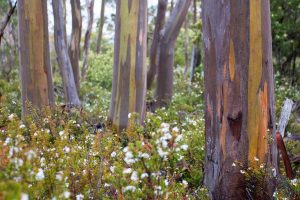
0, 1, 17, 45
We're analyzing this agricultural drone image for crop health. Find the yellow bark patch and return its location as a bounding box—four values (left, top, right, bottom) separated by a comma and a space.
229, 39, 235, 81
247, 0, 265, 166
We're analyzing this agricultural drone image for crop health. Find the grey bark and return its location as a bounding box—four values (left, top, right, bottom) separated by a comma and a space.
52, 0, 81, 106
96, 0, 106, 54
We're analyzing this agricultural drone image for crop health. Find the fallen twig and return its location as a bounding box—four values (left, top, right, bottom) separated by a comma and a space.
0, 1, 17, 45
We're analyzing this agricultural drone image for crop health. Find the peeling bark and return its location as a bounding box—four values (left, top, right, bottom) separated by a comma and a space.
109, 0, 147, 133
202, 0, 277, 199
18, 0, 54, 117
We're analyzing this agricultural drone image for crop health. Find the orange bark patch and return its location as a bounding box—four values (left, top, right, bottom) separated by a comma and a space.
220, 81, 228, 159
229, 39, 235, 81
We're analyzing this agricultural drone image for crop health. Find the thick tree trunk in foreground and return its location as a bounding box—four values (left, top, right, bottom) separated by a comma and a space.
18, 0, 54, 117
109, 0, 147, 133
96, 0, 106, 54
69, 0, 82, 93
147, 0, 168, 90
155, 0, 192, 108
202, 1, 278, 199
52, 0, 81, 106
81, 0, 95, 81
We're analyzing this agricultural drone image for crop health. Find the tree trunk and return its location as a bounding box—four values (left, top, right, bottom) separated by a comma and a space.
63, 0, 68, 45
109, 0, 147, 133
147, 0, 168, 90
96, 0, 106, 54
81, 0, 95, 81
18, 0, 54, 117
202, 1, 278, 199
69, 0, 82, 93
183, 17, 189, 75
52, 0, 81, 106
155, 0, 192, 108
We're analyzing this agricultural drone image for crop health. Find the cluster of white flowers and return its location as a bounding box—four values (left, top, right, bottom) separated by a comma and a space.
76, 194, 84, 200
124, 150, 137, 165
130, 171, 139, 182
123, 185, 136, 192
291, 178, 299, 186
36, 168, 45, 180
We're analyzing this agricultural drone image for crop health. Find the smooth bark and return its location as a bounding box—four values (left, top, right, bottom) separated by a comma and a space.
69, 0, 82, 92
81, 0, 95, 81
202, 1, 278, 199
147, 0, 168, 90
155, 0, 192, 108
52, 0, 81, 106
96, 0, 106, 54
109, 0, 147, 132
18, 0, 54, 116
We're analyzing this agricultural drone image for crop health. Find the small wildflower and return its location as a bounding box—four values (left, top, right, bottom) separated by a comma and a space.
123, 186, 136, 192
8, 114, 15, 121
141, 173, 148, 179
182, 180, 188, 186
36, 168, 45, 180
254, 157, 259, 161
63, 191, 71, 198
240, 170, 246, 174
19, 124, 26, 129
181, 144, 188, 151
130, 171, 139, 182
111, 151, 117, 157
232, 162, 236, 167
123, 168, 132, 174
76, 194, 84, 200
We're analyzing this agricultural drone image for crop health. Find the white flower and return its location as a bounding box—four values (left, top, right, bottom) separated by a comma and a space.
26, 150, 36, 160
59, 131, 64, 136
63, 146, 70, 153
291, 179, 298, 186
128, 113, 132, 118
240, 170, 246, 174
123, 147, 129, 153
232, 162, 236, 167
272, 168, 277, 177
172, 127, 179, 133
181, 144, 188, 151
21, 193, 29, 200
8, 114, 15, 121
124, 151, 136, 164
138, 152, 150, 159
63, 191, 71, 198
110, 166, 116, 173
76, 194, 84, 200
130, 171, 139, 182
111, 151, 117, 157
40, 157, 46, 167
182, 180, 188, 186
56, 172, 63, 181
175, 135, 183, 143
123, 185, 136, 192
157, 147, 168, 158
36, 168, 45, 180
123, 168, 132, 174
141, 173, 148, 179
19, 124, 26, 129
254, 157, 259, 161
164, 179, 169, 186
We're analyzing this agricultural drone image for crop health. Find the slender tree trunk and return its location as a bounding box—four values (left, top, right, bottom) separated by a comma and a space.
52, 0, 81, 106
18, 0, 54, 117
81, 0, 95, 81
147, 0, 168, 90
69, 0, 82, 93
63, 0, 68, 45
193, 0, 197, 23
183, 17, 189, 75
202, 1, 277, 199
155, 0, 192, 108
96, 0, 106, 54
109, 0, 147, 133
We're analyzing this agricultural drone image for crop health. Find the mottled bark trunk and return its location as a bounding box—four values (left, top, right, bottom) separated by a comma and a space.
109, 0, 147, 133
155, 0, 192, 108
96, 0, 106, 54
18, 0, 54, 117
202, 1, 277, 199
81, 0, 94, 81
147, 0, 168, 90
52, 0, 81, 106
69, 0, 82, 93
